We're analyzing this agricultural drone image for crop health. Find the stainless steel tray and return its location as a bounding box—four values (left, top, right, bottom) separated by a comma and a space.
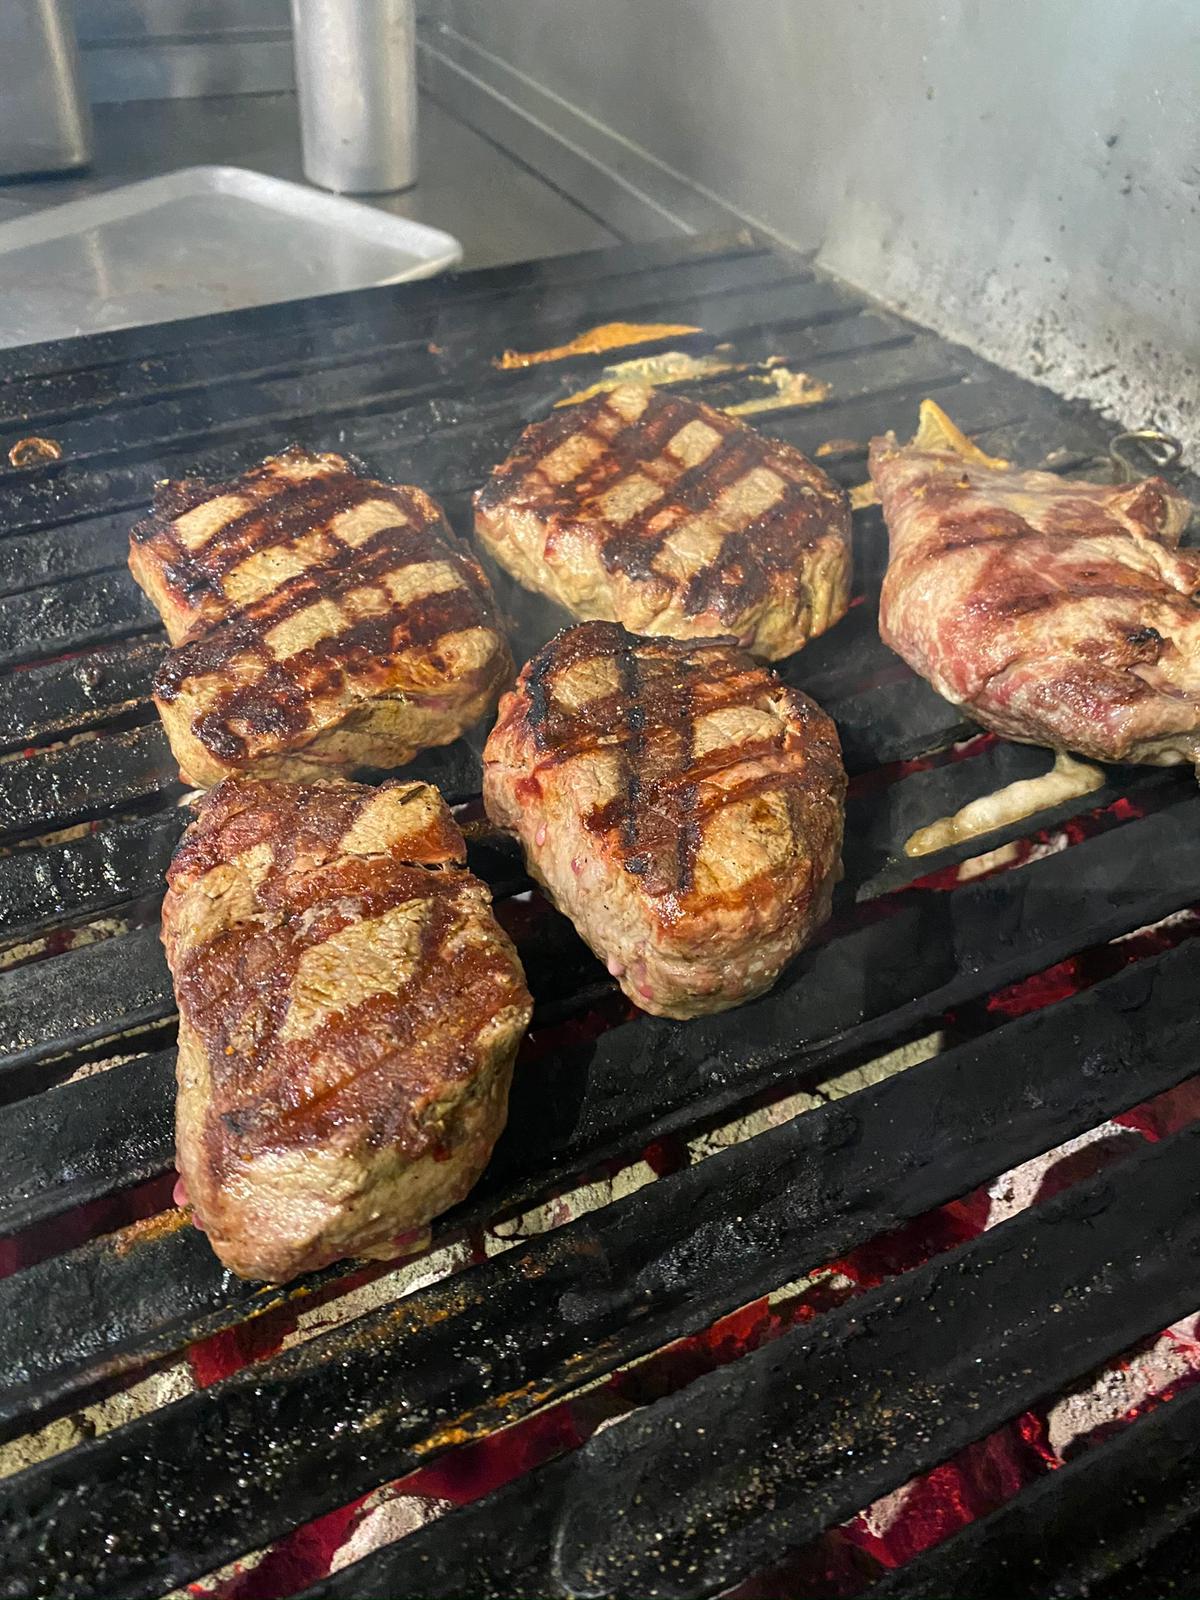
0, 164, 462, 347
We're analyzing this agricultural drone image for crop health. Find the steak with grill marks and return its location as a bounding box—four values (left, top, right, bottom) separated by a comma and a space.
163, 777, 532, 1282
872, 401, 1200, 765
474, 383, 851, 660
483, 621, 845, 1019
129, 446, 512, 786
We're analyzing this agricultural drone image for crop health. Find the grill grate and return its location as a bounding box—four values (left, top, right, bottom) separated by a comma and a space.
0, 232, 1197, 1600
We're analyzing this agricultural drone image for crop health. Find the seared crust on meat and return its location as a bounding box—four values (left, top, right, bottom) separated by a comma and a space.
872, 401, 1200, 765
163, 777, 532, 1282
474, 383, 851, 660
129, 447, 512, 785
483, 621, 845, 1018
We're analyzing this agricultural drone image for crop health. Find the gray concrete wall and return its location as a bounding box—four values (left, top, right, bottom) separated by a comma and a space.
430, 0, 1200, 449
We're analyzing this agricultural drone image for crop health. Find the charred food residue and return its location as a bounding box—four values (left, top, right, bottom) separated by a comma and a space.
495, 322, 702, 369
8, 436, 63, 468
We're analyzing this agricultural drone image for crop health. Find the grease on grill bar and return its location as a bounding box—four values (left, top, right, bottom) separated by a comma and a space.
0, 233, 1198, 1600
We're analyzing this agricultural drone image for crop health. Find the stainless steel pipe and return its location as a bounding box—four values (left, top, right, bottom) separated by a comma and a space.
290, 0, 418, 195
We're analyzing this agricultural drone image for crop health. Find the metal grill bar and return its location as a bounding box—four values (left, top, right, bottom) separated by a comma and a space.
0, 234, 1196, 1600
0, 263, 837, 493
1, 926, 1196, 1455
0, 811, 183, 949
0, 513, 134, 598
0, 648, 954, 950
0, 724, 176, 843
5, 1113, 1195, 1599
0, 576, 158, 674
832, 677, 975, 772
295, 1127, 1200, 1600
871, 1378, 1200, 1598
490, 793, 1200, 1189
0, 641, 164, 754
0, 309, 904, 597
4, 1048, 174, 1244
0, 925, 171, 1095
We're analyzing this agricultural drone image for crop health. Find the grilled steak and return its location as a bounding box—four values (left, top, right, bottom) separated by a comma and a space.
129, 447, 512, 786
163, 776, 532, 1282
872, 401, 1199, 765
483, 621, 845, 1019
474, 383, 851, 660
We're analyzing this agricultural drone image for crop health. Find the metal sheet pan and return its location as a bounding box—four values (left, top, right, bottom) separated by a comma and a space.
0, 164, 462, 346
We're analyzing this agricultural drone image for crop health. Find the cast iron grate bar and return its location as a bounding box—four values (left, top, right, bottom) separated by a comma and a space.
0, 810, 184, 951
0, 639, 164, 754
0, 347, 1038, 621
0, 723, 177, 844
2, 1047, 175, 1239
4, 1110, 1196, 1600
0, 355, 1056, 645
6, 791, 1200, 1240
0, 303, 905, 592
870, 1376, 1200, 1598
0, 336, 973, 675
0, 575, 159, 675
0, 925, 171, 1098
0, 513, 135, 599
300, 1126, 1200, 1600
1080, 1511, 1200, 1600
1, 925, 1197, 1452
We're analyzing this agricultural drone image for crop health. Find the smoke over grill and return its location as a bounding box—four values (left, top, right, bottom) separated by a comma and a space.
0, 233, 1198, 1599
